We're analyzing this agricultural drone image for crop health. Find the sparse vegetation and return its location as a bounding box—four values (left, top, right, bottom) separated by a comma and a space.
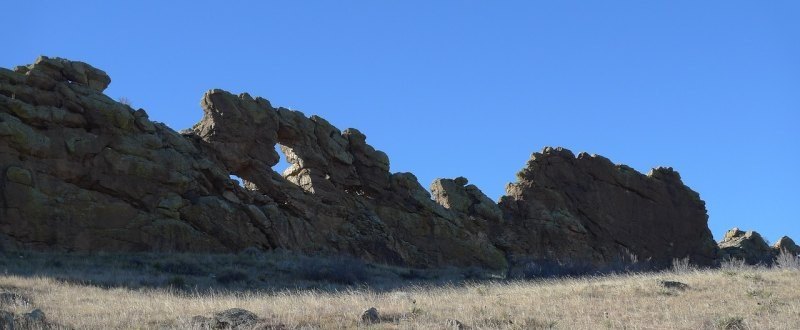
671, 256, 695, 273
774, 249, 800, 270
117, 96, 132, 107
1, 252, 799, 329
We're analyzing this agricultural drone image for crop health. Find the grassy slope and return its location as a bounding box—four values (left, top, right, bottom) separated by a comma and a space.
0, 265, 798, 329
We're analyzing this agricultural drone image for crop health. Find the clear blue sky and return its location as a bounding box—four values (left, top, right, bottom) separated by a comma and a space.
3, 1, 798, 243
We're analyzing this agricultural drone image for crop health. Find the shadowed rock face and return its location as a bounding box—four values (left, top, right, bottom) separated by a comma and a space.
0, 57, 504, 269
1, 57, 723, 270
495, 147, 718, 267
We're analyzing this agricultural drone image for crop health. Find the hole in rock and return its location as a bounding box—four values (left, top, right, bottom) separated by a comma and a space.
273, 144, 291, 175
230, 174, 244, 187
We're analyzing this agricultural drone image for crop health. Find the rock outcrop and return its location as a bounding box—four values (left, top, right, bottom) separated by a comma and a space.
190, 308, 286, 329
717, 228, 774, 264
773, 236, 800, 256
494, 147, 718, 267
0, 56, 722, 270
0, 56, 504, 269
718, 228, 799, 264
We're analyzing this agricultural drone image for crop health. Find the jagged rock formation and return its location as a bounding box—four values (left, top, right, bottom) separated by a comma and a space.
0, 56, 504, 269
189, 88, 506, 268
1, 56, 723, 270
718, 228, 799, 264
493, 147, 718, 267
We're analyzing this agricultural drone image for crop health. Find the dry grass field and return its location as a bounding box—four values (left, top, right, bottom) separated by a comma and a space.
0, 254, 798, 329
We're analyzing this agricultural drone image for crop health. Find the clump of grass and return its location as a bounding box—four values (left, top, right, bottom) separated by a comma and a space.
671, 257, 695, 273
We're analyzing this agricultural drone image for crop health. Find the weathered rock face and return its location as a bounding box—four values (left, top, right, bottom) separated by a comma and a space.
189, 88, 507, 269
495, 147, 718, 267
0, 56, 272, 253
0, 56, 721, 271
0, 57, 504, 269
773, 236, 800, 256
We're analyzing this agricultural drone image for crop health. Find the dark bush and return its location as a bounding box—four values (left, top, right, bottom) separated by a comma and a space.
216, 268, 249, 285
295, 256, 369, 285
166, 275, 187, 288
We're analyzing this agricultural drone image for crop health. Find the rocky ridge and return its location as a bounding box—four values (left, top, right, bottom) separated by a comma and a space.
1, 56, 783, 270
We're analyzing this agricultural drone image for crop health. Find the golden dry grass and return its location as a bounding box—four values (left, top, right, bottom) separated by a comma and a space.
1, 267, 798, 329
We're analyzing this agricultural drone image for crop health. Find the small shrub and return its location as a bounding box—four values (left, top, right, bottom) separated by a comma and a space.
216, 268, 249, 285
602, 251, 657, 274
118, 97, 132, 107
671, 257, 694, 273
774, 250, 800, 270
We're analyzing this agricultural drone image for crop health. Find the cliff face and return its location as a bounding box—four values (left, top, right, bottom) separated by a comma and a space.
0, 57, 721, 269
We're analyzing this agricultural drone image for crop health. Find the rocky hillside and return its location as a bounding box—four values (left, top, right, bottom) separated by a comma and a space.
0, 56, 753, 270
